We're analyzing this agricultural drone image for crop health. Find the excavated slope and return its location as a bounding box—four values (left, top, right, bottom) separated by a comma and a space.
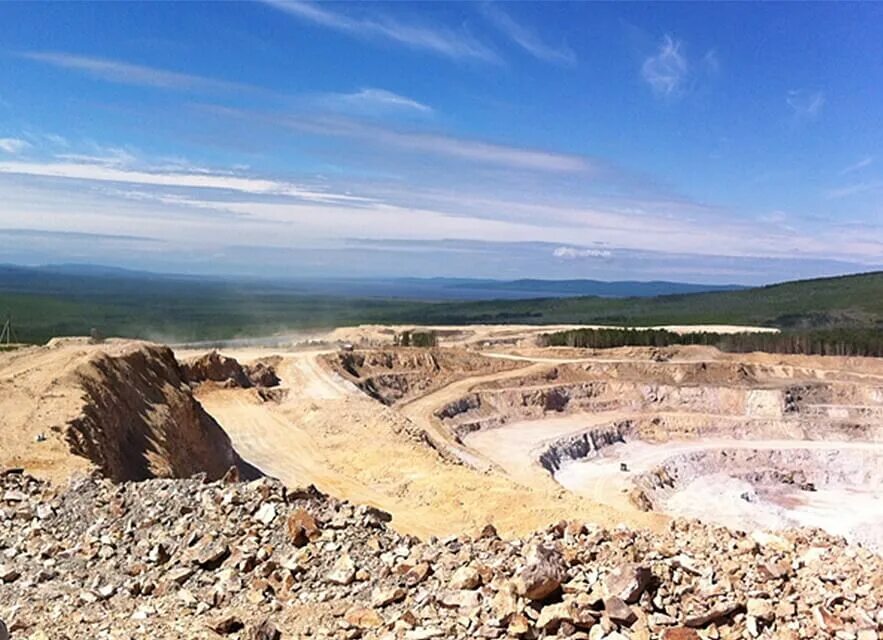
324, 348, 523, 405
0, 338, 257, 482
437, 358, 883, 443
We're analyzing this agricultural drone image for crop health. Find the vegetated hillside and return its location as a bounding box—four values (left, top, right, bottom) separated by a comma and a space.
392, 271, 883, 329
0, 266, 880, 343
0, 265, 426, 344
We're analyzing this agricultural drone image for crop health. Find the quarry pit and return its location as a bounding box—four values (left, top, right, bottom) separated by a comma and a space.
417, 346, 883, 549
3, 325, 883, 548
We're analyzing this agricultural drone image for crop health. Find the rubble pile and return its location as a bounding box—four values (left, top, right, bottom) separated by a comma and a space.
1, 469, 882, 639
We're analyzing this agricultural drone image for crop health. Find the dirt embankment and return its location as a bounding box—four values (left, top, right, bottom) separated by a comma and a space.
0, 339, 258, 483
68, 344, 259, 481
323, 348, 523, 405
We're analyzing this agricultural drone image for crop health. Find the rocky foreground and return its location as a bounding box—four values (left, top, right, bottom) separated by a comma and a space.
1, 470, 881, 640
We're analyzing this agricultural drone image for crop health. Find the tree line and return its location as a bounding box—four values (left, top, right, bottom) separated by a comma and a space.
541, 327, 883, 357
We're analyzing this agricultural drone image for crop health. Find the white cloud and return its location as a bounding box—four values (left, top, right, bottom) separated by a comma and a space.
640, 36, 718, 100
56, 148, 137, 166
553, 246, 613, 259
787, 89, 825, 121
21, 51, 254, 93
288, 115, 593, 173
0, 138, 30, 154
642, 35, 688, 97
481, 4, 575, 65
840, 156, 874, 175
3, 161, 881, 270
205, 105, 595, 173
262, 0, 499, 63
0, 160, 373, 204
324, 88, 433, 114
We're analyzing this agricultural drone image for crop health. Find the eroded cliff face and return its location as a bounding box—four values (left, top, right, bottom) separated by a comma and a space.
66, 344, 258, 482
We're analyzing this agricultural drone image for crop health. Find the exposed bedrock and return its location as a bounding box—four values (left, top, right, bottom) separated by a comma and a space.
180, 350, 280, 389
435, 364, 883, 444
324, 348, 522, 405
537, 421, 636, 473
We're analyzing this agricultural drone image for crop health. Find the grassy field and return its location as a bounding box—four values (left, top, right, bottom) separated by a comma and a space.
1, 268, 881, 344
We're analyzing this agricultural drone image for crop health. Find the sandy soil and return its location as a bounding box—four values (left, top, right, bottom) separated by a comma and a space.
0, 341, 94, 481
193, 348, 661, 538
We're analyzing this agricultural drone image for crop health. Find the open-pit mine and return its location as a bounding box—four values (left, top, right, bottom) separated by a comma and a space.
2, 324, 883, 639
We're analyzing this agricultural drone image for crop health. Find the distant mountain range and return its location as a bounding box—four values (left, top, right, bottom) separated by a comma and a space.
0, 264, 744, 301
411, 277, 744, 298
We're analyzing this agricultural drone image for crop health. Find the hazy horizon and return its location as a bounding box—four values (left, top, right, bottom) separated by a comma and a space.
1, 2, 881, 283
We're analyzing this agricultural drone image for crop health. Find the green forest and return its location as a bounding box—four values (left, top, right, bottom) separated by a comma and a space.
543, 327, 883, 357
1, 267, 881, 345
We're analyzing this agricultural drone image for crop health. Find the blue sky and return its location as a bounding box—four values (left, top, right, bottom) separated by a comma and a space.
0, 1, 881, 284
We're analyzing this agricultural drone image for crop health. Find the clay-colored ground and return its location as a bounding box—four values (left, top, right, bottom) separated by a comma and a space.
0, 338, 127, 481
0, 337, 248, 484
191, 348, 662, 538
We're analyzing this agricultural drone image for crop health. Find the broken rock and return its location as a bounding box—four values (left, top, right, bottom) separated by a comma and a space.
516, 544, 565, 601
605, 563, 654, 604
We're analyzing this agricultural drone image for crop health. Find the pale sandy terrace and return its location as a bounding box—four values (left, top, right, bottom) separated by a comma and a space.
461, 404, 883, 549
557, 438, 883, 548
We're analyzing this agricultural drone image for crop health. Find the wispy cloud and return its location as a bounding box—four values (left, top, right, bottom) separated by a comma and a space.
641, 35, 718, 100
642, 35, 688, 98
0, 228, 157, 242
321, 88, 433, 115
824, 181, 882, 199
56, 147, 137, 167
20, 51, 254, 93
553, 246, 612, 259
787, 89, 825, 121
703, 49, 720, 74
840, 156, 874, 175
481, 4, 575, 65
0, 159, 372, 204
207, 105, 594, 173
0, 138, 30, 154
292, 116, 593, 173
262, 0, 499, 63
